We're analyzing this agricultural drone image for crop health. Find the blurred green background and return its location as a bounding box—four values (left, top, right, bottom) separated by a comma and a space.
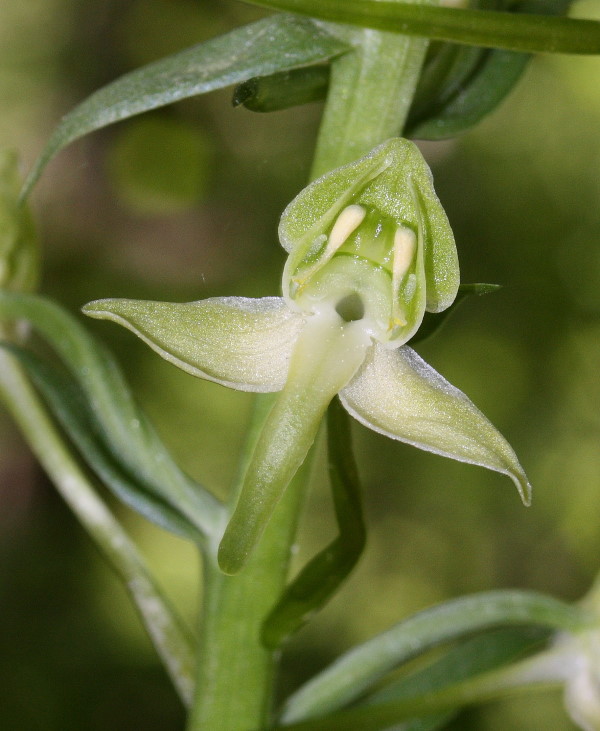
1, 0, 600, 728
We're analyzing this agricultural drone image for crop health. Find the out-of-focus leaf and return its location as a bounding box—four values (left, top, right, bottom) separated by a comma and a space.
233, 64, 330, 112
411, 283, 501, 344
0, 150, 38, 293
403, 0, 519, 140
274, 627, 551, 730
364, 626, 549, 706
20, 15, 348, 199
405, 0, 575, 139
395, 716, 455, 731
280, 590, 589, 723
0, 292, 224, 544
2, 343, 201, 540
262, 397, 365, 648
406, 44, 527, 139
244, 0, 600, 55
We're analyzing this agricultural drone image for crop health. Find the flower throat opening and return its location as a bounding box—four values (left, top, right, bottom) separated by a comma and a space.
335, 292, 365, 322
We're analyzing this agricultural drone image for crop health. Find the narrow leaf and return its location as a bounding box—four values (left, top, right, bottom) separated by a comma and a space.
280, 590, 589, 723
277, 627, 549, 730
2, 343, 200, 540
262, 397, 366, 648
244, 0, 600, 55
0, 292, 224, 543
365, 626, 549, 706
20, 15, 348, 199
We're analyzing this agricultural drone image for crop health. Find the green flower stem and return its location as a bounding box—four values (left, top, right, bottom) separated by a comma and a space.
0, 349, 195, 705
190, 15, 433, 728
188, 395, 314, 731
311, 20, 431, 179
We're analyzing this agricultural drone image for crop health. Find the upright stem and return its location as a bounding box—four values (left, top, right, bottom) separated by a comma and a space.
311, 24, 430, 179
188, 21, 430, 731
188, 396, 313, 730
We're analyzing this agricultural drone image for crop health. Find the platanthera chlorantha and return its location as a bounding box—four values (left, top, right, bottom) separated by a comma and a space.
83, 138, 531, 574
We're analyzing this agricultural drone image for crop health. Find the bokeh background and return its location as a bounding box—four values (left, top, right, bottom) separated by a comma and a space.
1, 0, 600, 728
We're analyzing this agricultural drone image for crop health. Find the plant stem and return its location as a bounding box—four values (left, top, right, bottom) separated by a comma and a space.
188, 19, 431, 728
188, 395, 313, 730
0, 350, 196, 705
310, 21, 431, 179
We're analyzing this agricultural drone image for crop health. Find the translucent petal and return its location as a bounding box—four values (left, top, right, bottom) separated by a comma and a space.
218, 308, 372, 574
339, 344, 532, 504
82, 296, 304, 392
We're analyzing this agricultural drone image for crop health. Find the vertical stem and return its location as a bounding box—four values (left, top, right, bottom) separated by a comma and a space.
189, 18, 432, 730
187, 396, 314, 730
311, 25, 431, 179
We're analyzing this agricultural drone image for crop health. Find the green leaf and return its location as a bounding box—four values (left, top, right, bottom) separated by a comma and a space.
233, 64, 330, 113
280, 590, 589, 723
243, 0, 600, 55
0, 292, 224, 544
233, 2, 576, 135
261, 397, 366, 648
20, 15, 348, 199
275, 627, 551, 730
407, 46, 529, 139
1, 343, 200, 540
363, 625, 549, 706
411, 282, 501, 343
403, 0, 527, 140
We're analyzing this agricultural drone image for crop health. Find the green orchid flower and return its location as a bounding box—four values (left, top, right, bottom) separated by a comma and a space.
83, 138, 531, 574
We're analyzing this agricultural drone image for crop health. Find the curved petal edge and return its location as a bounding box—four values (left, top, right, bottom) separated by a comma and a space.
339, 344, 532, 505
82, 296, 304, 392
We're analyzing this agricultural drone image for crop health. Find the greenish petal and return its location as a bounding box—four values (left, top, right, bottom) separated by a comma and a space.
339, 344, 531, 504
218, 309, 372, 574
82, 296, 304, 392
